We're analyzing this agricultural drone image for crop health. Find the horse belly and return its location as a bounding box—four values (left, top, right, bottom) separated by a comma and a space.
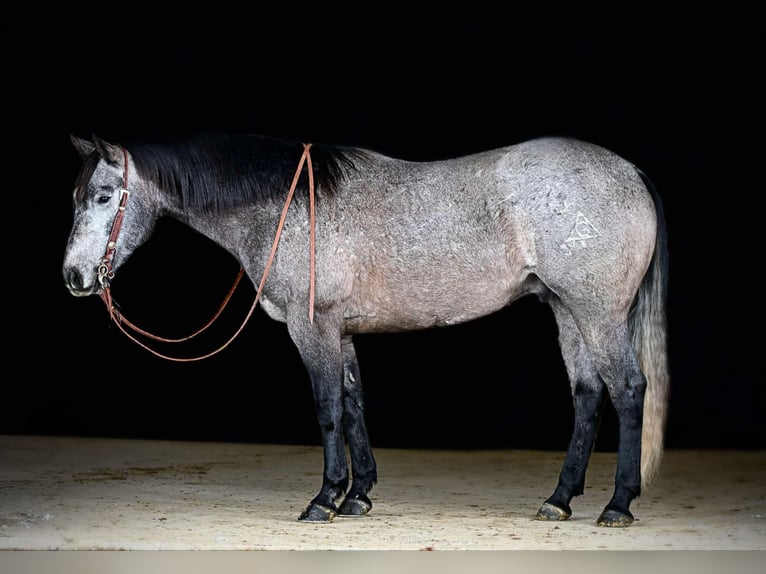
344, 255, 529, 333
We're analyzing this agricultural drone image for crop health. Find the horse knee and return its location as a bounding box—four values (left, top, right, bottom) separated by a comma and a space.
314, 398, 343, 431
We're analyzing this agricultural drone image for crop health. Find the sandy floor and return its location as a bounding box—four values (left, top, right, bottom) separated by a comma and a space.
0, 435, 763, 551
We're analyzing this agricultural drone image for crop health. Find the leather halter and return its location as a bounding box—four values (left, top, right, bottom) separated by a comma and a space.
97, 143, 316, 361
96, 147, 131, 290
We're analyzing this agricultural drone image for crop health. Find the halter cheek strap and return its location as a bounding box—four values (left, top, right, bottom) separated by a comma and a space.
97, 147, 131, 289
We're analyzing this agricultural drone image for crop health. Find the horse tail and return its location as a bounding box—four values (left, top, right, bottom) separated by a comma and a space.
630, 167, 670, 490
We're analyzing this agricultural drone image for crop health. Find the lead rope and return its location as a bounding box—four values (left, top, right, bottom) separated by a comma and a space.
100, 268, 245, 343
100, 143, 316, 361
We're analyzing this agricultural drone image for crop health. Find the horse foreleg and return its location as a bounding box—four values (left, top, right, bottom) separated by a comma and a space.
337, 336, 377, 516
289, 314, 349, 522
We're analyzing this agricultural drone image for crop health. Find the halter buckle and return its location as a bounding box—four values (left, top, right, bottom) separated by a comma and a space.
118, 188, 130, 210
97, 259, 114, 288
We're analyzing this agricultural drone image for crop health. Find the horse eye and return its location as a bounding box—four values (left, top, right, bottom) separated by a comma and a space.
96, 195, 112, 204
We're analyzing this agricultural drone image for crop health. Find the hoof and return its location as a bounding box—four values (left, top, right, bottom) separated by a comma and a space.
534, 502, 571, 521
299, 503, 337, 522
596, 508, 634, 527
338, 494, 372, 516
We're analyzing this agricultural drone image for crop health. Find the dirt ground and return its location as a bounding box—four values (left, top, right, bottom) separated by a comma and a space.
0, 435, 763, 551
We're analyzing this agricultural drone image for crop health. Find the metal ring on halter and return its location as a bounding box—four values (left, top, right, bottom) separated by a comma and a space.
97, 260, 114, 288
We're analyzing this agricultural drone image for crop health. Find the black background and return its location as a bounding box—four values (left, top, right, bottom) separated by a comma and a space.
4, 8, 761, 452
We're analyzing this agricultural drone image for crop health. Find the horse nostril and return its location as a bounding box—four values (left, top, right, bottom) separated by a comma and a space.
64, 268, 83, 291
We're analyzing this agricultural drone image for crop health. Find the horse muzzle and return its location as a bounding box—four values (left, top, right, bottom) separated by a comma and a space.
63, 267, 104, 297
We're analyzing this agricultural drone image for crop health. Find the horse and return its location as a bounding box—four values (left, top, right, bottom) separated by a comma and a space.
62, 132, 669, 527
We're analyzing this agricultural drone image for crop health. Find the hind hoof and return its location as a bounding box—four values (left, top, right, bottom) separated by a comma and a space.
338, 494, 372, 516
596, 508, 634, 527
299, 503, 337, 522
534, 502, 571, 521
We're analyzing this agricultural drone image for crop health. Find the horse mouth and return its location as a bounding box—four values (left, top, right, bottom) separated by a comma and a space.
67, 285, 102, 297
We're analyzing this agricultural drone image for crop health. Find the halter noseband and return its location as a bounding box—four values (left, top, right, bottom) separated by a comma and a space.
97, 147, 131, 289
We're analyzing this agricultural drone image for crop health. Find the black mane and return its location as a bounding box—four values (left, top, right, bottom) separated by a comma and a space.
123, 133, 366, 214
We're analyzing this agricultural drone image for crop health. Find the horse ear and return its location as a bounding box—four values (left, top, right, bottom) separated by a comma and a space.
71, 134, 96, 159
91, 134, 124, 165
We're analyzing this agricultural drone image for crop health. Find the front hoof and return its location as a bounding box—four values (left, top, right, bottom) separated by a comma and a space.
299, 503, 337, 522
338, 493, 372, 516
534, 502, 571, 521
596, 508, 634, 527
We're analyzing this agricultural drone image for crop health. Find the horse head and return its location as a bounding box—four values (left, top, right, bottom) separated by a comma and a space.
63, 135, 157, 296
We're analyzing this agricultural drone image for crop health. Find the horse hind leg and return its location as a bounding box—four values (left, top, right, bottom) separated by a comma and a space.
337, 336, 378, 516
555, 308, 646, 527
590, 322, 647, 527
535, 300, 607, 522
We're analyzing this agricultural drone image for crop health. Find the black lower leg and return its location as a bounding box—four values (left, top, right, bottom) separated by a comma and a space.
536, 383, 606, 521
338, 400, 376, 516
596, 393, 643, 527
338, 339, 377, 516
299, 397, 349, 522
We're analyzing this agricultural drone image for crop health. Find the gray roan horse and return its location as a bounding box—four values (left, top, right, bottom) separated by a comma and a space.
63, 132, 669, 527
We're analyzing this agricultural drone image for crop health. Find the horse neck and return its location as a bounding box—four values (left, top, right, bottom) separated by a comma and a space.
165, 202, 284, 266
